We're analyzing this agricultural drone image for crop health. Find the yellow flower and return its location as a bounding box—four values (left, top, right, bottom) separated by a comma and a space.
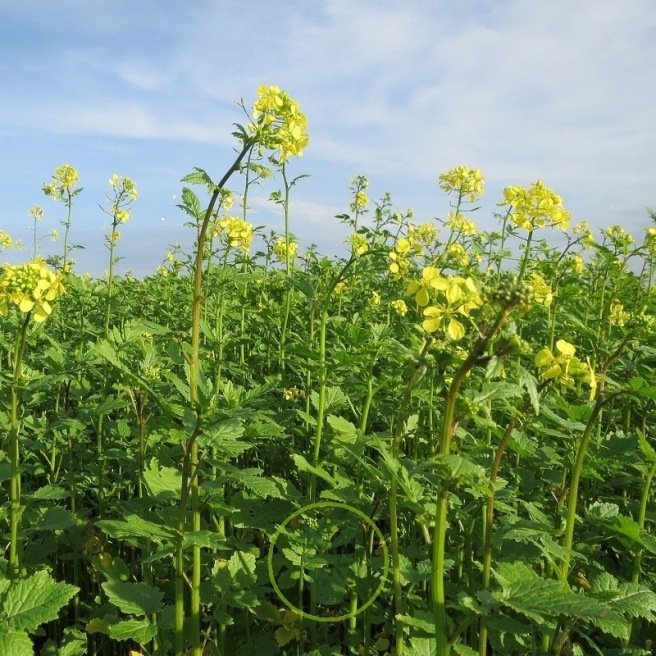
0, 230, 13, 249
420, 276, 481, 340
272, 237, 298, 262
0, 260, 65, 323
534, 339, 595, 398
447, 243, 469, 267
609, 302, 630, 327
391, 299, 408, 316
371, 291, 381, 306
446, 212, 477, 236
438, 166, 484, 202
501, 180, 570, 231
406, 266, 448, 307
348, 233, 369, 256
250, 85, 309, 162
43, 164, 80, 200
407, 222, 438, 248
28, 206, 44, 221
530, 273, 553, 307
212, 216, 254, 252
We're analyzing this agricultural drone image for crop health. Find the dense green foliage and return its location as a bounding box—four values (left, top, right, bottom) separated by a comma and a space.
1, 89, 656, 656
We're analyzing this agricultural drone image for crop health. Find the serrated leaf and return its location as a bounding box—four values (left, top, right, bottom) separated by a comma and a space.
0, 629, 33, 656
102, 581, 163, 616
3, 571, 78, 632
434, 454, 485, 481
34, 507, 78, 532
327, 415, 358, 442
492, 562, 624, 626
587, 504, 656, 554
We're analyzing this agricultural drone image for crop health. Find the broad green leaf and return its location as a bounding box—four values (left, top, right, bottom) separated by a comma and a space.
434, 454, 485, 481
587, 503, 656, 554
327, 415, 358, 442
0, 628, 32, 656
35, 507, 78, 532
637, 430, 656, 463
102, 581, 163, 616
492, 562, 623, 626
409, 636, 436, 656
143, 458, 182, 498
107, 618, 157, 643
3, 570, 78, 632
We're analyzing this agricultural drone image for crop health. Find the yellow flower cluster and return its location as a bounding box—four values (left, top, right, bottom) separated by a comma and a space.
0, 230, 13, 249
42, 164, 80, 200
421, 275, 482, 341
250, 85, 309, 163
407, 223, 438, 248
439, 166, 485, 202
272, 237, 298, 262
447, 243, 469, 267
609, 303, 630, 327
212, 216, 254, 252
603, 225, 634, 248
446, 212, 477, 236
502, 180, 570, 231
388, 238, 412, 278
348, 233, 369, 256
0, 260, 65, 323
530, 272, 554, 307
391, 299, 408, 316
370, 291, 381, 306
645, 227, 656, 255
535, 339, 596, 399
109, 174, 138, 201
28, 206, 44, 221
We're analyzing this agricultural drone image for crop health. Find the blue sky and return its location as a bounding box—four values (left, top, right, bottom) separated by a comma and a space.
1, 0, 655, 276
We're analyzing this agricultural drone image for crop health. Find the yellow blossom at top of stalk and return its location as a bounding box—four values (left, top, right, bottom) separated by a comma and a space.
109, 174, 138, 201
0, 259, 65, 323
272, 237, 298, 262
0, 230, 13, 249
644, 227, 656, 256
212, 216, 254, 252
501, 180, 570, 231
250, 85, 309, 163
439, 166, 485, 202
603, 224, 634, 248
43, 164, 80, 200
28, 206, 44, 221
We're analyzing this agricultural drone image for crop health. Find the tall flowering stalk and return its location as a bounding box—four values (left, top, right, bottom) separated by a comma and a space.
102, 174, 137, 335
0, 261, 64, 579
42, 163, 82, 273
174, 85, 308, 656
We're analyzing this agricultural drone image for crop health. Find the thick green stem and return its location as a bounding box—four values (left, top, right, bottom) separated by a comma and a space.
432, 311, 507, 656
559, 398, 604, 581
309, 307, 329, 502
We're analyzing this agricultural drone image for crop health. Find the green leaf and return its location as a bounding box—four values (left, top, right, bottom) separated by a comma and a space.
143, 458, 182, 498
327, 415, 358, 442
291, 454, 336, 487
587, 503, 656, 554
637, 430, 656, 463
434, 454, 485, 481
102, 581, 164, 616
492, 562, 623, 626
98, 515, 178, 545
107, 618, 157, 643
34, 507, 78, 532
0, 628, 33, 656
3, 570, 78, 632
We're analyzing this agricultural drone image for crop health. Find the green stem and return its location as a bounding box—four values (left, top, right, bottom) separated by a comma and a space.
176, 137, 254, 656
309, 307, 329, 502
432, 311, 507, 656
8, 313, 31, 580
559, 398, 604, 582
390, 338, 433, 655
